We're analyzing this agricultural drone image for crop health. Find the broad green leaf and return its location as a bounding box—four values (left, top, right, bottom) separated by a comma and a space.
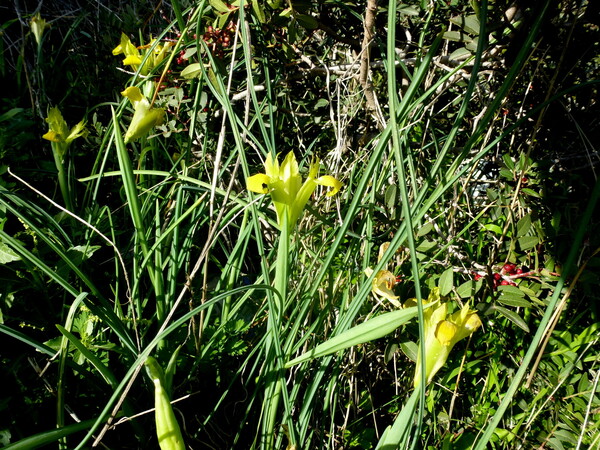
398, 4, 420, 16
296, 14, 318, 30
314, 98, 329, 109
518, 235, 539, 251
450, 14, 481, 35
502, 154, 515, 170
449, 47, 472, 60
483, 223, 503, 234
181, 63, 202, 79
251, 0, 266, 23
521, 188, 541, 198
494, 305, 530, 332
465, 37, 480, 52
416, 221, 433, 237
497, 286, 532, 308
384, 184, 397, 211
400, 341, 418, 362
416, 239, 436, 252
442, 30, 472, 43
0, 241, 20, 263
285, 306, 423, 367
516, 214, 532, 238
457, 279, 482, 298
209, 0, 231, 13
439, 267, 454, 296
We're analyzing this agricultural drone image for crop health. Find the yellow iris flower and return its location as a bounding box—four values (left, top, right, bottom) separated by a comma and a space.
364, 267, 401, 307
42, 107, 87, 157
112, 33, 173, 76
30, 12, 49, 47
408, 288, 482, 387
246, 152, 341, 232
121, 86, 165, 143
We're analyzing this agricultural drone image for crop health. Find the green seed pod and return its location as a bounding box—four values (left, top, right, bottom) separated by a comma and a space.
144, 356, 185, 450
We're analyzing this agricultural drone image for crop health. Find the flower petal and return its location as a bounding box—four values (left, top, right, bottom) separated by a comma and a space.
316, 175, 342, 196
42, 130, 61, 142
246, 173, 271, 194
121, 86, 144, 103
264, 153, 279, 178
66, 121, 87, 144
123, 54, 142, 66
436, 320, 458, 346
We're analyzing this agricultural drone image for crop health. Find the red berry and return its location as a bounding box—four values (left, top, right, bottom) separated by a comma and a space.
501, 280, 510, 286
474, 273, 482, 281
494, 273, 502, 281
516, 268, 523, 275
503, 263, 517, 274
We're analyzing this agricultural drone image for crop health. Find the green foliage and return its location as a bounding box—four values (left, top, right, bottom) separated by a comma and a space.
1, 0, 599, 449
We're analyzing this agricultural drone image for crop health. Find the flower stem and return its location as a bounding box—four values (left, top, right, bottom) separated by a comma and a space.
51, 143, 74, 212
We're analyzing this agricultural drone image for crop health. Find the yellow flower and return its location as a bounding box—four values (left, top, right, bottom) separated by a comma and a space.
30, 12, 49, 47
113, 33, 173, 76
42, 107, 87, 156
364, 267, 401, 307
246, 152, 341, 232
121, 86, 165, 143
409, 288, 482, 388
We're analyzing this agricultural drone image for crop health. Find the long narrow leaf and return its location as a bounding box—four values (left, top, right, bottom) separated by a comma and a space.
286, 305, 423, 367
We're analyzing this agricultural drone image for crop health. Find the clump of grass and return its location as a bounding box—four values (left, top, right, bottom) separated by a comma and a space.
1, 1, 599, 449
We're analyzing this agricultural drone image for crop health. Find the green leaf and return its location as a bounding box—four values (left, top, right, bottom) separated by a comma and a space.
56, 324, 118, 388
457, 280, 482, 298
450, 14, 481, 35
518, 235, 539, 251
251, 0, 266, 23
400, 341, 418, 362
295, 13, 318, 30
442, 30, 472, 43
483, 223, 503, 235
439, 267, 454, 296
180, 63, 202, 79
3, 419, 99, 449
416, 239, 436, 252
384, 184, 397, 211
494, 305, 530, 332
285, 306, 424, 367
398, 4, 420, 16
314, 98, 329, 109
502, 153, 515, 170
0, 241, 20, 263
521, 188, 541, 198
416, 221, 433, 237
497, 286, 532, 308
516, 214, 532, 238
449, 47, 472, 60
209, 0, 231, 13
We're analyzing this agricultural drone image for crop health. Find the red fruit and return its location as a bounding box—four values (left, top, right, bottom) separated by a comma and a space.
516, 268, 523, 275
474, 273, 482, 281
500, 280, 510, 286
494, 273, 502, 281
503, 263, 516, 274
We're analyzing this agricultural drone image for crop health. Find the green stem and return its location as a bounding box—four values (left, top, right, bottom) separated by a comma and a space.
263, 215, 292, 449
52, 143, 74, 212
112, 109, 165, 323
